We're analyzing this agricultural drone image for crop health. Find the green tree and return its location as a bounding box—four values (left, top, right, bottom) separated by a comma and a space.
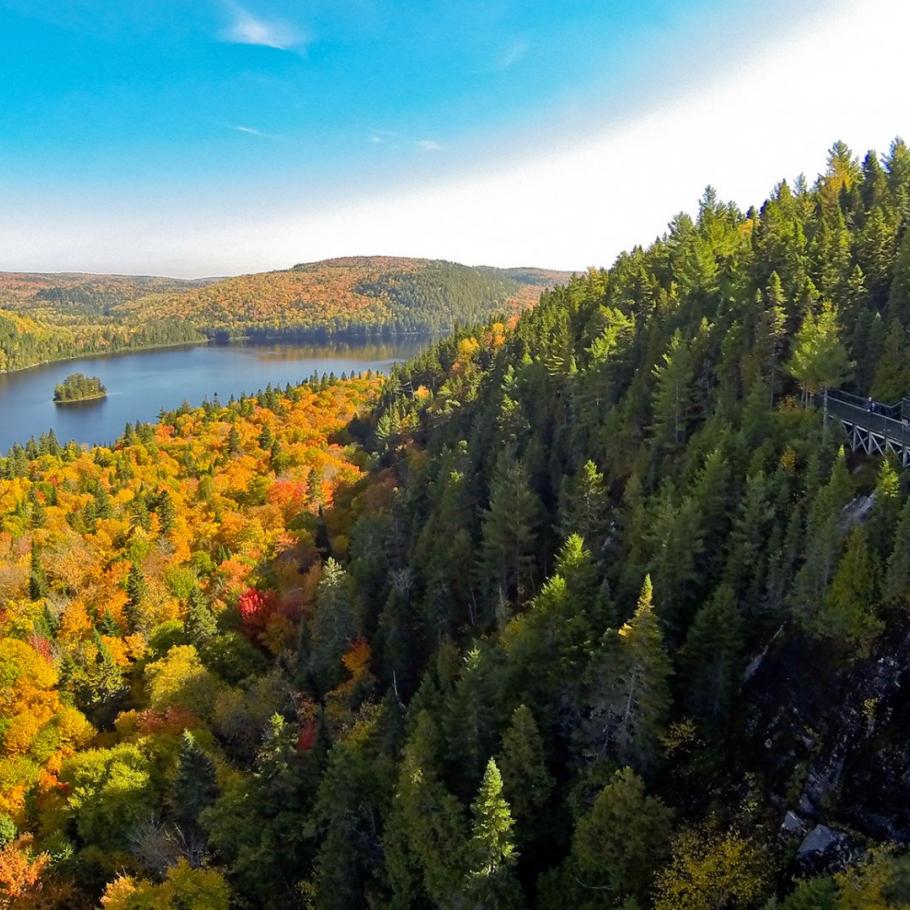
464, 758, 520, 910
787, 300, 853, 402
871, 319, 910, 401
170, 731, 219, 839
813, 527, 882, 657
28, 544, 47, 601
652, 329, 694, 450
679, 585, 744, 728
582, 576, 672, 768
571, 767, 673, 903
481, 457, 542, 614
496, 704, 554, 835
884, 496, 910, 603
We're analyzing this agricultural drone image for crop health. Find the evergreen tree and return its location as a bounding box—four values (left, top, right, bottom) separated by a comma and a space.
170, 731, 219, 838
871, 320, 910, 401
29, 544, 47, 601
884, 497, 910, 603
481, 457, 542, 615
652, 329, 694, 451
787, 300, 853, 403
812, 527, 882, 657
558, 459, 610, 556
496, 704, 554, 835
156, 489, 176, 535
570, 767, 673, 903
307, 558, 357, 693
464, 758, 520, 910
125, 562, 149, 632
185, 587, 218, 643
679, 585, 744, 728
582, 576, 672, 768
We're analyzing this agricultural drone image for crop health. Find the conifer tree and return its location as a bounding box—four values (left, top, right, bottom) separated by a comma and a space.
481, 457, 541, 613
496, 705, 554, 834
570, 767, 673, 903
679, 585, 744, 727
307, 558, 357, 693
171, 731, 219, 838
871, 320, 910, 401
583, 575, 672, 768
464, 758, 520, 910
787, 301, 853, 403
125, 563, 148, 632
558, 460, 610, 555
887, 228, 910, 327
29, 544, 47, 601
813, 527, 882, 657
867, 459, 902, 559
185, 587, 218, 643
652, 330, 694, 450
884, 497, 910, 603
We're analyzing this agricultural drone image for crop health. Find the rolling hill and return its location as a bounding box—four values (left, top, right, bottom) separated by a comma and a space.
0, 257, 570, 371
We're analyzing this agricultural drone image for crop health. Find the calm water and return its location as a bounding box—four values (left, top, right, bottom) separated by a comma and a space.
0, 338, 428, 452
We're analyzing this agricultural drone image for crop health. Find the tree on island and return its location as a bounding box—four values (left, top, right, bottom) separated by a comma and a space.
53, 372, 107, 403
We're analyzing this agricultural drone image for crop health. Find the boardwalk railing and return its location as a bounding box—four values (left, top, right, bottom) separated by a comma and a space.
819, 389, 910, 466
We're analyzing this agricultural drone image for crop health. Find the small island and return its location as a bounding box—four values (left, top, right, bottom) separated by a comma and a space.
53, 372, 107, 404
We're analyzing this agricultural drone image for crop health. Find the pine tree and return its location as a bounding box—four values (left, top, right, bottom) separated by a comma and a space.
867, 459, 902, 559
884, 497, 910, 603
227, 424, 242, 455
394, 711, 467, 907
887, 226, 910, 327
558, 460, 610, 555
496, 705, 554, 834
464, 758, 520, 910
652, 329, 694, 451
29, 544, 47, 601
125, 563, 149, 631
307, 558, 357, 693
871, 320, 910, 401
185, 587, 218, 643
570, 767, 673, 903
583, 576, 672, 768
679, 585, 744, 728
787, 300, 853, 403
481, 458, 541, 614
156, 490, 176, 535
170, 731, 219, 837
813, 527, 882, 657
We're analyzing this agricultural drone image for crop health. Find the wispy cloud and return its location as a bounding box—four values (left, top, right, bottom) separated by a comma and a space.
416, 138, 443, 152
221, 1, 305, 50
229, 124, 285, 140
497, 39, 528, 71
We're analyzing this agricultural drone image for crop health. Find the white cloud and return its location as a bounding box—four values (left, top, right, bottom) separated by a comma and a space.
221, 1, 304, 50
416, 139, 443, 152
230, 124, 285, 140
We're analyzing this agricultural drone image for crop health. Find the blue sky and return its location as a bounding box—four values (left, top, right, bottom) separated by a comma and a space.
0, 0, 907, 275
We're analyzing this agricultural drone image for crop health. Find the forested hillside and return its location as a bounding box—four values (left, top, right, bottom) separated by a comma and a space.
4, 139, 910, 908
0, 259, 566, 373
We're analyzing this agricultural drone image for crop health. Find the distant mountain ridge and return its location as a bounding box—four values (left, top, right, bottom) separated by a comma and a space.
0, 257, 571, 372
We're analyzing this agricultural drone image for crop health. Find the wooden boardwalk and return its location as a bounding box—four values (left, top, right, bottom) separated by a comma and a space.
821, 390, 910, 467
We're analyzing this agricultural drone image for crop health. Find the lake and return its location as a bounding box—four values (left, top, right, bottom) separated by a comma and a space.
0, 338, 428, 453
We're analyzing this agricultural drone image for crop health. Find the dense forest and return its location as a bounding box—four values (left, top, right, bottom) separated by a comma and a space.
0, 259, 565, 373
3, 139, 910, 908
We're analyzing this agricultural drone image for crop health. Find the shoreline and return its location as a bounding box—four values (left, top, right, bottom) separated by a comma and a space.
0, 329, 436, 377
54, 392, 108, 405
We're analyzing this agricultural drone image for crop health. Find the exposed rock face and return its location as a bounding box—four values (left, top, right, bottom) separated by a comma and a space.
742, 624, 910, 850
